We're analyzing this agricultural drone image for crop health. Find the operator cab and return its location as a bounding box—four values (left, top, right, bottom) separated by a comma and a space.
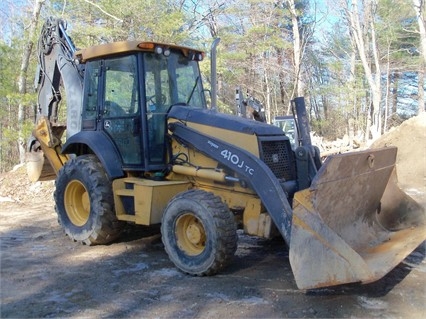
79, 42, 206, 172
273, 116, 298, 150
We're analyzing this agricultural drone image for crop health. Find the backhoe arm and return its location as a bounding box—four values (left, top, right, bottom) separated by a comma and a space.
28, 17, 84, 181
34, 17, 83, 136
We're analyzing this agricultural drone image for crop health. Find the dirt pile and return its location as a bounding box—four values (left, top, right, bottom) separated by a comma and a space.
371, 113, 426, 194
0, 164, 55, 203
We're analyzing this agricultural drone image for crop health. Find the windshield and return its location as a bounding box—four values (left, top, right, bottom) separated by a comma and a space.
143, 51, 206, 113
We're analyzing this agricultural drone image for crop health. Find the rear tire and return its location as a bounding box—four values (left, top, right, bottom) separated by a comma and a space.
161, 189, 238, 275
54, 155, 123, 245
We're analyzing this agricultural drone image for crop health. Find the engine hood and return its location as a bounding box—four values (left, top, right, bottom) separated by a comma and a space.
168, 105, 284, 136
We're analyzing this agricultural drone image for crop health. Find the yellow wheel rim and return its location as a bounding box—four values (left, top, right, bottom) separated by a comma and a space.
175, 213, 206, 256
64, 180, 90, 227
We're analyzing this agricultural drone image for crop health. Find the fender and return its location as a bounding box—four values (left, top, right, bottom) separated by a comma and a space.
62, 131, 124, 179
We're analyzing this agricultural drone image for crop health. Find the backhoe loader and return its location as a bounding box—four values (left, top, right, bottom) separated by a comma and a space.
27, 17, 425, 289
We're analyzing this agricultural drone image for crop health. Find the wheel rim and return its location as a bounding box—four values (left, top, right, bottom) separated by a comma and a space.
175, 213, 206, 256
64, 180, 90, 227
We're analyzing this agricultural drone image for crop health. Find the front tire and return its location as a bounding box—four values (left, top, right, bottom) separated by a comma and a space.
161, 189, 238, 276
54, 155, 123, 245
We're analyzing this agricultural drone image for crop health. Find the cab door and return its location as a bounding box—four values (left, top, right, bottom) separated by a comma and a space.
101, 55, 143, 166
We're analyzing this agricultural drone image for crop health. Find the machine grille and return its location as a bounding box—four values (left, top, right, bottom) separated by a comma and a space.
260, 138, 296, 181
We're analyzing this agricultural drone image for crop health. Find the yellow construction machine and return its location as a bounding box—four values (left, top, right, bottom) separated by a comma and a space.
27, 17, 425, 289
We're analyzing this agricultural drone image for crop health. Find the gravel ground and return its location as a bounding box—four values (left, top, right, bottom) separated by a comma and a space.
1, 200, 425, 318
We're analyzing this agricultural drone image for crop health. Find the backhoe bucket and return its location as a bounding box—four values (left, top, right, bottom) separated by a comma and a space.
26, 151, 57, 182
290, 147, 426, 289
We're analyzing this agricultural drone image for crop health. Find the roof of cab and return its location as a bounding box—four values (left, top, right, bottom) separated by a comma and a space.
74, 41, 204, 62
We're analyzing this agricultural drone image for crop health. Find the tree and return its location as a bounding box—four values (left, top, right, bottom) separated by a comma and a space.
17, 0, 44, 164
286, 0, 313, 100
0, 43, 19, 172
376, 0, 423, 124
343, 0, 382, 141
0, 0, 44, 171
209, 0, 291, 119
413, 0, 426, 64
412, 0, 425, 113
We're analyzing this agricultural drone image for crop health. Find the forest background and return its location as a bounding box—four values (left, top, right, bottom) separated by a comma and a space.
0, 0, 425, 173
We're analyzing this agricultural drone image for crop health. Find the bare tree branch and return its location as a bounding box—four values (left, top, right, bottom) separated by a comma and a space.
81, 0, 123, 22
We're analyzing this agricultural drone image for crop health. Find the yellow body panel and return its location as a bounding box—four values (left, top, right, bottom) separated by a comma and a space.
242, 198, 275, 237
188, 122, 260, 157
169, 120, 259, 196
113, 178, 191, 225
187, 182, 274, 238
113, 174, 274, 238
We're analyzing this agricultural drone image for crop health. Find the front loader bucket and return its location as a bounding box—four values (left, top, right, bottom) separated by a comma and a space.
290, 147, 426, 289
